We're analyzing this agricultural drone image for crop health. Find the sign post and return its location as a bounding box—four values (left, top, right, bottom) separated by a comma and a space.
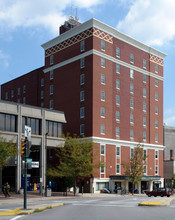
24, 125, 31, 210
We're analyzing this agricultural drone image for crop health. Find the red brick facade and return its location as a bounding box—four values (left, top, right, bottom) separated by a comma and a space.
1, 18, 166, 193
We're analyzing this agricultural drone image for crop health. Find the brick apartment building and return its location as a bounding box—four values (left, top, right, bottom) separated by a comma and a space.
1, 18, 166, 193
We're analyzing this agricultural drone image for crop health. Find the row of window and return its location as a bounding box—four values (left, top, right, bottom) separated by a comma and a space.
5, 85, 26, 100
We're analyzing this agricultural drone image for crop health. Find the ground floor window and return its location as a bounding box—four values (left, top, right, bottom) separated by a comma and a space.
96, 182, 109, 191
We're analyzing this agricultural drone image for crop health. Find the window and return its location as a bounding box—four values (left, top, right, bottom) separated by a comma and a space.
41, 90, 44, 99
46, 120, 62, 137
130, 99, 134, 109
116, 127, 120, 137
5, 92, 8, 100
144, 149, 147, 158
101, 40, 105, 51
17, 88, 20, 95
41, 78, 44, 87
23, 85, 26, 94
50, 85, 53, 95
131, 148, 134, 158
143, 103, 146, 112
155, 150, 158, 159
100, 166, 105, 173
80, 40, 85, 52
80, 124, 85, 135
80, 107, 85, 118
130, 129, 134, 139
116, 147, 120, 156
143, 117, 146, 126
41, 102, 44, 108
101, 145, 105, 155
143, 74, 146, 83
101, 124, 105, 135
80, 74, 85, 85
101, 91, 105, 101
116, 64, 120, 73
116, 111, 120, 121
116, 164, 120, 174
155, 119, 158, 128
116, 47, 120, 58
101, 74, 105, 84
130, 69, 134, 79
143, 59, 146, 68
96, 182, 109, 191
116, 79, 120, 90
155, 63, 158, 73
11, 90, 14, 98
116, 95, 120, 105
101, 107, 105, 118
18, 99, 20, 103
0, 113, 17, 132
23, 97, 26, 104
155, 133, 158, 142
80, 91, 85, 102
155, 79, 158, 87
101, 57, 105, 67
50, 55, 54, 65
143, 132, 146, 141
155, 166, 158, 175
144, 166, 147, 175
155, 106, 158, 114
130, 53, 134, 63
80, 57, 85, 68
130, 84, 134, 93
130, 114, 134, 124
155, 92, 158, 101
50, 99, 53, 109
143, 88, 146, 98
50, 70, 54, 80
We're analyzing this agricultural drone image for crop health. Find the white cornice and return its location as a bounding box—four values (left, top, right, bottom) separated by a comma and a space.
90, 136, 165, 150
41, 18, 166, 59
43, 49, 164, 81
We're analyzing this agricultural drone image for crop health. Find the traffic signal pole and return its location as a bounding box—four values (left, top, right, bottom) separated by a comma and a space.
24, 137, 27, 209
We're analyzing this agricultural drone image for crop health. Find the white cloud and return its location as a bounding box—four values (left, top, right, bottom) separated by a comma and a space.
0, 0, 104, 36
164, 108, 175, 126
117, 0, 175, 47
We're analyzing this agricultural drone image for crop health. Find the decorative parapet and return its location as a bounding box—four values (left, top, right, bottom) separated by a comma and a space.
150, 54, 164, 66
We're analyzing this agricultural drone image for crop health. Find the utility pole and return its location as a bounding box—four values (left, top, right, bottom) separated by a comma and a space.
24, 137, 27, 209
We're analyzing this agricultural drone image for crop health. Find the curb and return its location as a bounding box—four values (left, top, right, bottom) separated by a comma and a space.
0, 208, 22, 216
0, 203, 63, 216
139, 202, 169, 206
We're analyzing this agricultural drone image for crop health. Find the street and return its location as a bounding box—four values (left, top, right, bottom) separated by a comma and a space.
1, 196, 175, 220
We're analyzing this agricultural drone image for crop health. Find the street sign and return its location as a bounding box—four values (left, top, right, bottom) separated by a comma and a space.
31, 161, 39, 168
27, 158, 32, 163
25, 126, 31, 140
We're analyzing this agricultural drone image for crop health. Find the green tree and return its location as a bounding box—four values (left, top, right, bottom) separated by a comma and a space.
0, 135, 17, 169
47, 134, 103, 195
122, 143, 147, 195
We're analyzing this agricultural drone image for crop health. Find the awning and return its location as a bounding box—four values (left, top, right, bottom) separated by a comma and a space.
110, 175, 161, 181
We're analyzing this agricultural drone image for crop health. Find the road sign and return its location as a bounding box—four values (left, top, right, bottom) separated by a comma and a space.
31, 161, 39, 168
27, 158, 32, 163
25, 126, 31, 140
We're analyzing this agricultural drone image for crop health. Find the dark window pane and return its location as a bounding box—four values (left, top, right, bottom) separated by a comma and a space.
10, 115, 16, 132
6, 115, 10, 132
0, 113, 5, 131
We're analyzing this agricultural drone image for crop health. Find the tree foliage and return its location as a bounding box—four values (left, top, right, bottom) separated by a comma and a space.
122, 143, 147, 194
47, 134, 103, 193
0, 135, 17, 169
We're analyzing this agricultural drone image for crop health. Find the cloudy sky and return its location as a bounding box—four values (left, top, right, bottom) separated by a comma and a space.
0, 0, 175, 125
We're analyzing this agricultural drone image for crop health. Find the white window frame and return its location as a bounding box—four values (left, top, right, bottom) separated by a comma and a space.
101, 74, 105, 84
130, 84, 134, 94
101, 124, 105, 135
116, 164, 120, 174
116, 146, 120, 156
116, 79, 120, 90
130, 114, 134, 124
143, 103, 146, 112
100, 144, 105, 155
101, 57, 105, 68
80, 107, 85, 119
130, 129, 134, 139
101, 91, 105, 101
101, 40, 105, 51
101, 107, 105, 118
143, 74, 146, 83
143, 132, 146, 141
116, 47, 120, 58
130, 53, 134, 63
130, 99, 134, 109
143, 117, 146, 127
116, 64, 120, 74
130, 148, 134, 158
155, 119, 158, 128
155, 165, 158, 175
155, 92, 158, 101
155, 106, 158, 115
80, 40, 85, 52
116, 127, 120, 137
155, 134, 158, 143
80, 91, 85, 102
116, 111, 120, 121
143, 165, 147, 175
116, 95, 120, 106
143, 88, 146, 98
130, 69, 134, 79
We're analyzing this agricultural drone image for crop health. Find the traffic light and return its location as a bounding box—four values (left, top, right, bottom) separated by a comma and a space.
21, 139, 25, 156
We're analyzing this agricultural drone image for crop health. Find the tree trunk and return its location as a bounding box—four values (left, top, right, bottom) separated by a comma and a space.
74, 177, 76, 196
132, 182, 134, 195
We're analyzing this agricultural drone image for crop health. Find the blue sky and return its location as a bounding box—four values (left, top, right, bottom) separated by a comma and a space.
0, 0, 175, 126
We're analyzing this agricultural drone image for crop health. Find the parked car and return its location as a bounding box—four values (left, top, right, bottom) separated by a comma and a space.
145, 188, 173, 197
100, 188, 111, 193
